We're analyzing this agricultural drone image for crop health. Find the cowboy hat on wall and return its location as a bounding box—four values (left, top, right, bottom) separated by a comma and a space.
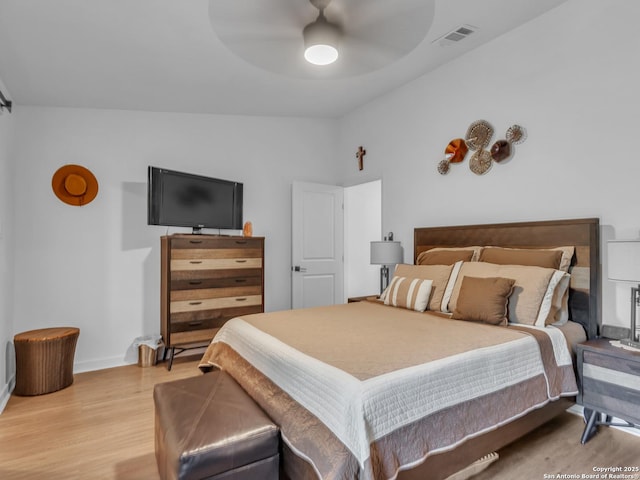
51, 164, 99, 206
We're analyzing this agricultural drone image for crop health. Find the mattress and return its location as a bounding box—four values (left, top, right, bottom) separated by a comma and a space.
199, 301, 579, 480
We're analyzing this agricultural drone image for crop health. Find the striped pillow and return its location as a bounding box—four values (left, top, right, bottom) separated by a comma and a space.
384, 276, 433, 312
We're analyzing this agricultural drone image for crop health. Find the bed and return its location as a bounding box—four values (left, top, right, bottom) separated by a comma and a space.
199, 218, 601, 480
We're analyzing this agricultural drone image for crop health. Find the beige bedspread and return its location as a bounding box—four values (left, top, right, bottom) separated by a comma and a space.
199, 301, 578, 480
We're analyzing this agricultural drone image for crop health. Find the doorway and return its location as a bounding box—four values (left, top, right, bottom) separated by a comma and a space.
343, 180, 382, 301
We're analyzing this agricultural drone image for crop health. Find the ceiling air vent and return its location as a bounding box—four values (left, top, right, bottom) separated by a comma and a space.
434, 24, 477, 47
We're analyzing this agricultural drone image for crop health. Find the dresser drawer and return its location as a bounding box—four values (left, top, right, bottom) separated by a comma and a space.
171, 295, 262, 314
171, 258, 262, 271
170, 285, 262, 302
171, 247, 263, 260
170, 305, 264, 333
171, 329, 219, 345
170, 268, 262, 290
171, 237, 263, 250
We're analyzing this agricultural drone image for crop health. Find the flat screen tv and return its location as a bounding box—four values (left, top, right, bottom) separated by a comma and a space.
147, 166, 243, 234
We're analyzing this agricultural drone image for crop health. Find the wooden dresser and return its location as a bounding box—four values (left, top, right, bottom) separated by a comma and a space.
161, 234, 264, 369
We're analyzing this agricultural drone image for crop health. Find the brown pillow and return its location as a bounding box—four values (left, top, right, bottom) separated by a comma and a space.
452, 276, 516, 325
446, 262, 557, 325
479, 247, 563, 269
416, 249, 475, 265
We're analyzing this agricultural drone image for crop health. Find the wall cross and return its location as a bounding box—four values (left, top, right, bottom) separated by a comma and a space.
356, 146, 366, 171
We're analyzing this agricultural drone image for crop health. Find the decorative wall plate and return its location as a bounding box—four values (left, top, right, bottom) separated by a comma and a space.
490, 140, 511, 162
465, 120, 494, 151
437, 159, 450, 174
469, 150, 492, 175
445, 138, 468, 163
506, 124, 526, 144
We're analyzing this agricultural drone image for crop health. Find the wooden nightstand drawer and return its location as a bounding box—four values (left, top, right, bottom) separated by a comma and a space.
581, 369, 640, 424
584, 350, 640, 376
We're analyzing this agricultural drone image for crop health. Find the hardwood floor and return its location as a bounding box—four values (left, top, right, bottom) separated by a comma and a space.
1, 355, 639, 480
0, 355, 201, 480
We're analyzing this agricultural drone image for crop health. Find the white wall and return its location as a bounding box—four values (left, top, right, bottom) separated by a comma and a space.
0, 77, 15, 412
337, 0, 640, 331
11, 107, 339, 372
344, 180, 382, 299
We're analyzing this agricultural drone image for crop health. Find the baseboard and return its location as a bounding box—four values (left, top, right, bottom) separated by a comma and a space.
567, 404, 640, 438
0, 374, 15, 415
73, 356, 134, 374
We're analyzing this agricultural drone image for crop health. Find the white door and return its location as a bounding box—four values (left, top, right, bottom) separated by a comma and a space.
292, 181, 344, 309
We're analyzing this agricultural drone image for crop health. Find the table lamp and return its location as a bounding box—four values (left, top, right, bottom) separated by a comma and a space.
607, 240, 640, 348
370, 233, 403, 295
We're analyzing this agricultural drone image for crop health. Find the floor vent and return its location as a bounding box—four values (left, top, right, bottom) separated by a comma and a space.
434, 24, 477, 46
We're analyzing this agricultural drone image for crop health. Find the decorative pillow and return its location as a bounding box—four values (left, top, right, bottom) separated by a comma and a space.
417, 249, 474, 265
479, 247, 563, 270
477, 246, 575, 272
388, 264, 456, 312
537, 270, 571, 327
384, 276, 433, 312
451, 276, 516, 325
446, 262, 566, 326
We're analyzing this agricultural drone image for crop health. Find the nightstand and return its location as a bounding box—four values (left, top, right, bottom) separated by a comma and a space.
347, 295, 379, 303
576, 338, 640, 443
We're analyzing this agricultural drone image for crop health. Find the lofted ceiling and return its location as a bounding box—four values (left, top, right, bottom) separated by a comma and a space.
0, 0, 567, 118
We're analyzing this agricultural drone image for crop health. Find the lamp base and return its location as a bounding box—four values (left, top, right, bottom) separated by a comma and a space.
379, 265, 390, 295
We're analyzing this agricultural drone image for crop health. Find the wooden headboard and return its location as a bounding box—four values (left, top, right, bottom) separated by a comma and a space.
414, 218, 600, 339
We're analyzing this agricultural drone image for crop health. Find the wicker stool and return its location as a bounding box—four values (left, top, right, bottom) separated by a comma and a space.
14, 327, 80, 396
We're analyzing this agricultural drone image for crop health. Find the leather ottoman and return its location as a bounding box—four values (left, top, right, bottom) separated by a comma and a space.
154, 371, 280, 480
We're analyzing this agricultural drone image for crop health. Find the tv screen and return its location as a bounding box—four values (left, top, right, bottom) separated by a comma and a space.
147, 166, 243, 233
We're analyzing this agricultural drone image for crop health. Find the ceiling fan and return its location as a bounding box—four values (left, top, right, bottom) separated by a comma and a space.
208, 0, 436, 78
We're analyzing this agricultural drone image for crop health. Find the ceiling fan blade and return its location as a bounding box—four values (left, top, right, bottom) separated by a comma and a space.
209, 0, 435, 79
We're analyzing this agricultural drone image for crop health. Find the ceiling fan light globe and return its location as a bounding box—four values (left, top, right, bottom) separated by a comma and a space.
303, 12, 340, 66
304, 44, 338, 65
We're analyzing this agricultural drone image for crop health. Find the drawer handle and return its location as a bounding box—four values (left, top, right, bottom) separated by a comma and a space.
189, 281, 202, 285
235, 260, 247, 263
235, 240, 248, 245
188, 321, 203, 327
189, 301, 203, 306
235, 279, 247, 283
189, 261, 203, 264
189, 240, 203, 244
236, 298, 247, 302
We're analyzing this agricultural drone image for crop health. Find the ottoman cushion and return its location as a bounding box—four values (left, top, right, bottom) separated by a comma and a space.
154, 370, 279, 480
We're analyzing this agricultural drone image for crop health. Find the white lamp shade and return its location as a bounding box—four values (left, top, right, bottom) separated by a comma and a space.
370, 241, 403, 266
607, 240, 640, 282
